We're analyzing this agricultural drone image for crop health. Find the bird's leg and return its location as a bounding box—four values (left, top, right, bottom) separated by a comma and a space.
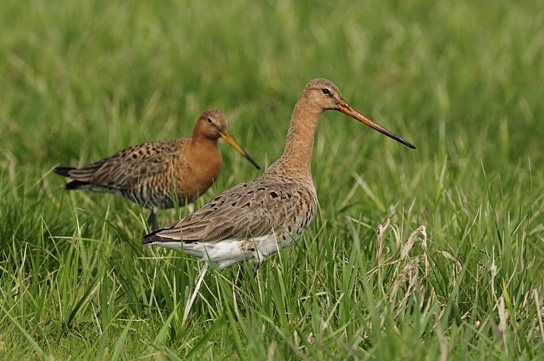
234, 262, 260, 305
147, 210, 158, 231
246, 262, 260, 292
234, 263, 245, 305
183, 263, 208, 323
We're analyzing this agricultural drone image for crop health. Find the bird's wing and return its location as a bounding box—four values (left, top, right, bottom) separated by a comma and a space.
143, 178, 317, 244
67, 140, 186, 189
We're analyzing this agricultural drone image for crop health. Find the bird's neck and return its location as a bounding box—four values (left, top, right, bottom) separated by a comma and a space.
191, 133, 218, 149
189, 136, 221, 164
268, 101, 322, 183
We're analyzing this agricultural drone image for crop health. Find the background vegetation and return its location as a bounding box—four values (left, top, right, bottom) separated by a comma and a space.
1, 0, 543, 359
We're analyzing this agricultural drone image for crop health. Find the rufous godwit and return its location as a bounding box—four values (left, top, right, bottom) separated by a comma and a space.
55, 109, 260, 230
142, 78, 415, 319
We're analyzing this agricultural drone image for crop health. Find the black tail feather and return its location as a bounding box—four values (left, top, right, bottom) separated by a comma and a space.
54, 167, 90, 190
54, 167, 76, 177
64, 180, 90, 190
142, 228, 163, 245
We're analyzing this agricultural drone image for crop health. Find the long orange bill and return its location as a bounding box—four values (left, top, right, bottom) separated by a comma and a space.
337, 101, 416, 149
220, 131, 261, 169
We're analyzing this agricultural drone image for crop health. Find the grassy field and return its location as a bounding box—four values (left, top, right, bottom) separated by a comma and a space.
1, 0, 543, 359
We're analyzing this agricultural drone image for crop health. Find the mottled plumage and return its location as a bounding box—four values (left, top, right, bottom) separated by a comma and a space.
55, 109, 260, 230
142, 78, 415, 317
148, 177, 317, 269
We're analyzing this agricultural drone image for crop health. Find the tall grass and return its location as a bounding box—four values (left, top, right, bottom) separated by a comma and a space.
1, 0, 543, 359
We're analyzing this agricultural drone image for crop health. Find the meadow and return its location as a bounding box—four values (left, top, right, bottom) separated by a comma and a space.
1, 0, 543, 359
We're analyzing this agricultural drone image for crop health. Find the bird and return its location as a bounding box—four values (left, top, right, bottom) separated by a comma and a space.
142, 78, 415, 319
55, 109, 260, 230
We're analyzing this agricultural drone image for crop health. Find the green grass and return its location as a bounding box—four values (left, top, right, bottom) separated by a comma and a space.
1, 0, 543, 359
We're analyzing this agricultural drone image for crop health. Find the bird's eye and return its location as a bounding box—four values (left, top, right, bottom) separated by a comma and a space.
207, 117, 213, 123
322, 88, 330, 95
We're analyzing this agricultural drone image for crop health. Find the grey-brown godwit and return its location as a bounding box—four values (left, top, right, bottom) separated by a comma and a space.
142, 78, 415, 318
55, 109, 260, 230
